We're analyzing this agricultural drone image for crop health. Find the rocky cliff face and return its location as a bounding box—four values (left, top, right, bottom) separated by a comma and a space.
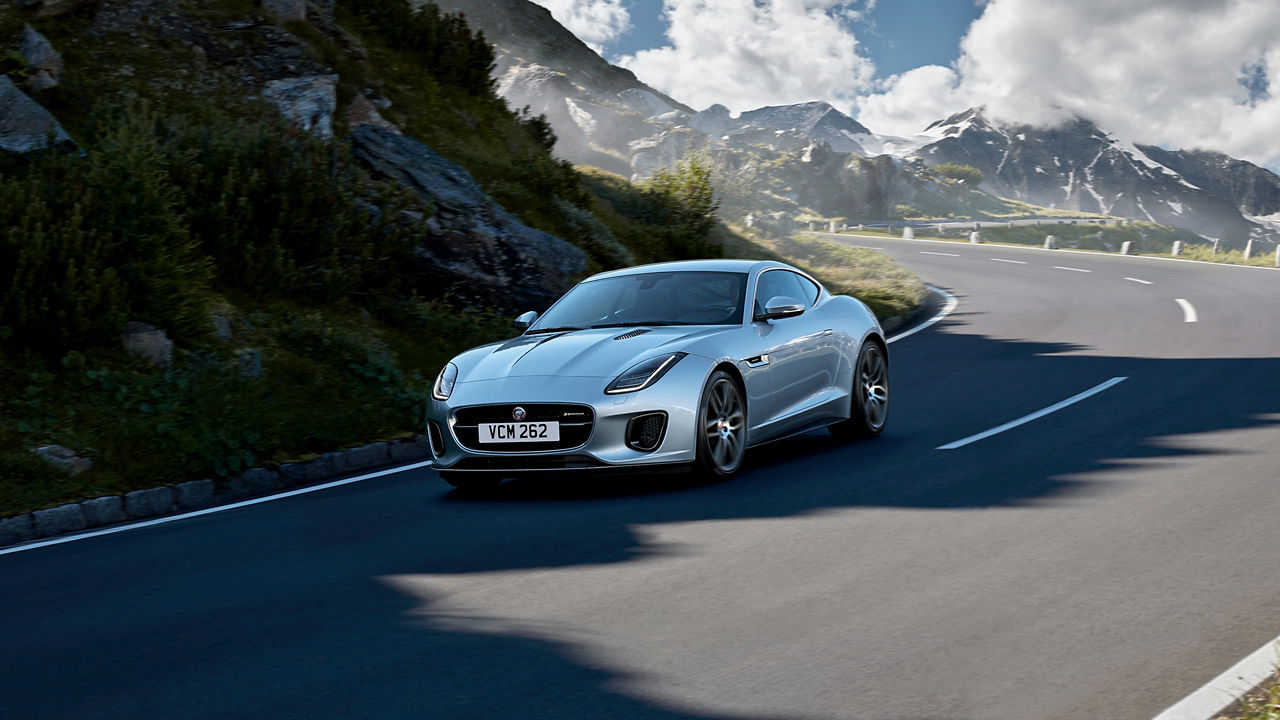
918, 109, 1279, 247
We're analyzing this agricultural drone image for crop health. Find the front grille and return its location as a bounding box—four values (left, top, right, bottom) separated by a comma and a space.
453, 403, 594, 452
450, 455, 604, 471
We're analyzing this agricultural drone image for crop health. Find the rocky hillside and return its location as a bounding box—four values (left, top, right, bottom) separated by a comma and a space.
918, 109, 1280, 249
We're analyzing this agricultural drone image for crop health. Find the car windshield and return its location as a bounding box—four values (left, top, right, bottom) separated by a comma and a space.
530, 271, 749, 331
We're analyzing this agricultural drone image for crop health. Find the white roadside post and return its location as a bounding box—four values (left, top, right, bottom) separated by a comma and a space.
903, 226, 914, 239
1243, 237, 1254, 260
828, 220, 837, 233
1044, 235, 1058, 250
1120, 241, 1133, 255
1172, 240, 1183, 256
969, 231, 982, 244
1274, 245, 1279, 267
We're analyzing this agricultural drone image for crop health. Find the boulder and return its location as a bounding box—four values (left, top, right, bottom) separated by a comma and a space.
31, 445, 92, 475
21, 24, 62, 91
263, 74, 337, 140
349, 125, 586, 311
0, 75, 74, 153
32, 504, 86, 537
81, 496, 124, 526
121, 321, 173, 367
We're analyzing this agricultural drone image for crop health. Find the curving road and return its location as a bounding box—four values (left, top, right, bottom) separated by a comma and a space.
3, 236, 1279, 720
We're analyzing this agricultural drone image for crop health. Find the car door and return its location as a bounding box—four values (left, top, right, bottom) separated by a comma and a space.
750, 269, 833, 438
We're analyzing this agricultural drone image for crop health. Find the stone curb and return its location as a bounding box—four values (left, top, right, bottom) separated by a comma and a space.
0, 435, 431, 548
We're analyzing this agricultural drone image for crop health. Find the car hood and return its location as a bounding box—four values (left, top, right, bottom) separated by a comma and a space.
454, 326, 730, 382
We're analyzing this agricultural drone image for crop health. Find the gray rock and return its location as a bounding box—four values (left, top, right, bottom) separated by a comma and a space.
124, 487, 175, 519
174, 480, 215, 510
263, 0, 305, 21
236, 348, 262, 378
81, 496, 124, 527
263, 74, 337, 140
0, 75, 74, 154
121, 321, 173, 367
31, 444, 92, 475
21, 24, 62, 91
349, 125, 586, 311
0, 514, 36, 546
278, 455, 333, 488
32, 503, 86, 537
212, 315, 233, 340
322, 451, 351, 476
223, 468, 279, 501
346, 94, 399, 134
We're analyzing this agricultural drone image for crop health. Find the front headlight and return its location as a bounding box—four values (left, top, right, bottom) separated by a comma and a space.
432, 362, 459, 400
605, 352, 687, 394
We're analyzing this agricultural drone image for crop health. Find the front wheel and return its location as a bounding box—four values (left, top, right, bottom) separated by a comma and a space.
694, 370, 748, 478
830, 339, 889, 439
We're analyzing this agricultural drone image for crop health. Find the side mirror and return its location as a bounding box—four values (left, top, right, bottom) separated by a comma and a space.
514, 311, 539, 330
754, 296, 805, 322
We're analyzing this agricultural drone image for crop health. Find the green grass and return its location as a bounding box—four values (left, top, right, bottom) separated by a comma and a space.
1215, 668, 1280, 720
728, 227, 927, 321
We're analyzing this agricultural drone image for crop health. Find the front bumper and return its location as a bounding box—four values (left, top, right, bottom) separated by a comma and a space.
427, 362, 707, 473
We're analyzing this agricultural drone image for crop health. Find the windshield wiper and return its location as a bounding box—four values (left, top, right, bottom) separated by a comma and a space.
525, 326, 585, 334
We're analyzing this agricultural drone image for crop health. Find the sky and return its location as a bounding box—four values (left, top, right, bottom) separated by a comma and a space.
531, 0, 1280, 171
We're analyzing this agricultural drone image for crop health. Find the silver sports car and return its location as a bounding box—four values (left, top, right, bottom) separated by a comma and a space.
427, 259, 889, 489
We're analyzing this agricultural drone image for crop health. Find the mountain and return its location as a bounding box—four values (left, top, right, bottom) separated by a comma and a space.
735, 101, 870, 154
918, 109, 1280, 247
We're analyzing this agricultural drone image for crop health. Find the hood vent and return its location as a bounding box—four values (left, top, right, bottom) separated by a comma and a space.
614, 328, 652, 341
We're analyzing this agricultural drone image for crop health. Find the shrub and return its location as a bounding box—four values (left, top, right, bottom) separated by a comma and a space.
934, 162, 984, 185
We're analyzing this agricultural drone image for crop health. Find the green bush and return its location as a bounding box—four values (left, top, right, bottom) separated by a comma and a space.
934, 162, 984, 185
340, 0, 495, 95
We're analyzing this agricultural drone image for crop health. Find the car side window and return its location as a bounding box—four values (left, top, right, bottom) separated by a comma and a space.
793, 273, 820, 307
754, 270, 805, 315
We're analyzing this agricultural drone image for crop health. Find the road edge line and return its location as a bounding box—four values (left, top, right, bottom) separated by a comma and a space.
936, 377, 1127, 450
887, 285, 957, 344
0, 460, 435, 556
1151, 639, 1280, 720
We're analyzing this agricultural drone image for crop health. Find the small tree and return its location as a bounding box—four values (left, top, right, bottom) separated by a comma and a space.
643, 158, 721, 258
934, 163, 984, 186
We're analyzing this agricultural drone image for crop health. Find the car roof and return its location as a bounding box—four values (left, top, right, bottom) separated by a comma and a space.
584, 258, 790, 282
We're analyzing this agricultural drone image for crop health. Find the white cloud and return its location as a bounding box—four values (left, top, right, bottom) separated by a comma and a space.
616, 0, 877, 114
859, 0, 1280, 169
535, 0, 632, 53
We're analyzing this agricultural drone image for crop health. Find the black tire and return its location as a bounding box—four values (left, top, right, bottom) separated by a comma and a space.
694, 370, 748, 478
830, 339, 889, 439
440, 471, 500, 493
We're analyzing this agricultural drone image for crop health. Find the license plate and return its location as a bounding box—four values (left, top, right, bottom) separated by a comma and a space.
477, 421, 560, 443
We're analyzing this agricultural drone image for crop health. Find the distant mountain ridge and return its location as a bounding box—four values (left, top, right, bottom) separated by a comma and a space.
433, 0, 1279, 249
917, 109, 1280, 246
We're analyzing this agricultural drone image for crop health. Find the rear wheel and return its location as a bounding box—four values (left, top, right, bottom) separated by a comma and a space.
830, 339, 889, 439
694, 370, 748, 478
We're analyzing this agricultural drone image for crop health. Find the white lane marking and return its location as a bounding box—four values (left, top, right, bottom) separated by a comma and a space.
1150, 639, 1280, 720
937, 377, 1128, 450
887, 285, 957, 344
990, 258, 1028, 265
0, 461, 436, 556
921, 251, 960, 257
847, 245, 885, 250
1125, 277, 1153, 285
1176, 298, 1198, 323
1054, 266, 1091, 273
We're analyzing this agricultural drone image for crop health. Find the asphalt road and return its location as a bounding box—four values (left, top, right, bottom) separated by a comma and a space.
3, 236, 1279, 720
